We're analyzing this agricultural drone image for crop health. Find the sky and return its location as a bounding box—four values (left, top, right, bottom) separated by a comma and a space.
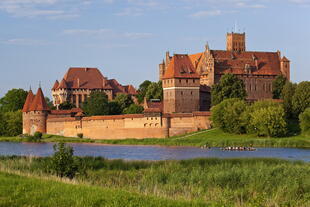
0, 0, 309, 98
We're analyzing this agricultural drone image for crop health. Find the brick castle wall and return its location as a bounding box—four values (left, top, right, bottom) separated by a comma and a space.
46, 112, 211, 139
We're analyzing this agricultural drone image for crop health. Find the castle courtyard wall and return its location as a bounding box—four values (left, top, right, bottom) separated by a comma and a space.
46, 112, 211, 139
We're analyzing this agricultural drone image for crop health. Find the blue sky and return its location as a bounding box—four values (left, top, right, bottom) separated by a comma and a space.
0, 0, 309, 98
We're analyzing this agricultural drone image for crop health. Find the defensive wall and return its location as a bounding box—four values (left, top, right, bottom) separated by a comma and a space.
46, 112, 211, 139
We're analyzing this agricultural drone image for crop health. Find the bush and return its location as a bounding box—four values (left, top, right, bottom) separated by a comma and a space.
299, 108, 310, 137
34, 131, 42, 139
77, 133, 83, 138
211, 98, 247, 133
249, 105, 287, 137
292, 81, 310, 117
3, 110, 22, 136
50, 143, 78, 179
123, 104, 144, 114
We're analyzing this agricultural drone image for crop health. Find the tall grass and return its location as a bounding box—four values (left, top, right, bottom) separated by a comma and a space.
1, 156, 309, 207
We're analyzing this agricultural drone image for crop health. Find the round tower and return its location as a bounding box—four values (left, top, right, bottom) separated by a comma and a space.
28, 87, 50, 135
22, 89, 34, 135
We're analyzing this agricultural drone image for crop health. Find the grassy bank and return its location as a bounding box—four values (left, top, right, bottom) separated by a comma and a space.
1, 128, 309, 148
0, 172, 203, 207
1, 156, 309, 206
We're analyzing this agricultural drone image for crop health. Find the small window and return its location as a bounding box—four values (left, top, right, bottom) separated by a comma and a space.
181, 91, 183, 95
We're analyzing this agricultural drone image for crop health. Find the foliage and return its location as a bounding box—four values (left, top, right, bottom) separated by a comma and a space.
281, 81, 297, 118
3, 110, 22, 136
1, 157, 310, 207
58, 101, 75, 110
145, 81, 163, 101
211, 98, 247, 134
137, 80, 152, 103
249, 105, 287, 137
0, 111, 6, 136
292, 81, 310, 117
114, 94, 133, 112
82, 91, 109, 116
77, 133, 83, 138
45, 97, 55, 110
299, 108, 310, 137
34, 131, 42, 139
123, 104, 144, 114
211, 74, 247, 106
50, 143, 78, 179
272, 75, 286, 99
0, 88, 28, 112
107, 101, 122, 115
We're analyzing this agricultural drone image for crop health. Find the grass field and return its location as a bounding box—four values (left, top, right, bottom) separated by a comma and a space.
1, 128, 309, 148
1, 156, 309, 207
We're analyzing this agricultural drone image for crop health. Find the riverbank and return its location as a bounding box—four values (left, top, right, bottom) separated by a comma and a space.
1, 128, 309, 148
0, 156, 309, 207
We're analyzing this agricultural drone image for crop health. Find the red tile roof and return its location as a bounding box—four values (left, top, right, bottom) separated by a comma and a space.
162, 54, 200, 79
52, 80, 59, 90
210, 50, 282, 76
22, 89, 34, 112
58, 79, 68, 89
29, 88, 50, 111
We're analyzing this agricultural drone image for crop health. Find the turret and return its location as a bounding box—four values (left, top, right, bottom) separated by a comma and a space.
28, 87, 50, 135
22, 89, 34, 134
280, 56, 290, 81
226, 32, 246, 52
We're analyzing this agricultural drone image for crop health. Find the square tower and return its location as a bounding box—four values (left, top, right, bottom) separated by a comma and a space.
226, 32, 246, 52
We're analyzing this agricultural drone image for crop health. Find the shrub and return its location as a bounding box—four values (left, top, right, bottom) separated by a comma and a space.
292, 81, 310, 117
123, 104, 144, 114
50, 142, 78, 179
299, 108, 310, 137
249, 105, 287, 137
77, 133, 83, 138
34, 131, 42, 139
211, 98, 248, 133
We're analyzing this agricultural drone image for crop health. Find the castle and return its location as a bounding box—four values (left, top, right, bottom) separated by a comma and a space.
159, 32, 290, 113
52, 67, 137, 109
22, 31, 290, 139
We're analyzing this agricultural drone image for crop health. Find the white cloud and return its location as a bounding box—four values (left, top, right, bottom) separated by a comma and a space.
190, 10, 222, 18
114, 7, 143, 16
1, 38, 49, 46
289, 0, 310, 6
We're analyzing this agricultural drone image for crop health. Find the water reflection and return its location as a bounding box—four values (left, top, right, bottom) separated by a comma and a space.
0, 142, 309, 162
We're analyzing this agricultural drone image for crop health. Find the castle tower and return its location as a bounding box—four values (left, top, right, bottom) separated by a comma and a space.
226, 32, 246, 52
162, 54, 200, 113
22, 89, 34, 134
28, 87, 50, 135
280, 56, 290, 81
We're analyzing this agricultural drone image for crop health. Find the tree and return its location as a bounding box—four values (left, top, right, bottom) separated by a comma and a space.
249, 105, 287, 137
59, 101, 75, 110
50, 142, 78, 179
4, 110, 22, 136
0, 88, 28, 112
114, 94, 133, 112
299, 108, 310, 137
123, 104, 144, 114
211, 74, 247, 106
45, 97, 55, 110
137, 80, 152, 103
0, 111, 6, 136
108, 101, 122, 115
292, 81, 310, 117
281, 82, 297, 118
272, 75, 287, 99
82, 91, 109, 116
211, 98, 248, 134
145, 81, 163, 101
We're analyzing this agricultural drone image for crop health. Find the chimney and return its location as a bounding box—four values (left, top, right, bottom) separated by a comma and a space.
77, 78, 80, 88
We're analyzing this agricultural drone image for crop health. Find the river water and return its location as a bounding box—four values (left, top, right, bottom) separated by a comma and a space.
0, 142, 309, 162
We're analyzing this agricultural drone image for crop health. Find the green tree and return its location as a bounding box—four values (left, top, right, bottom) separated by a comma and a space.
292, 81, 310, 117
45, 97, 55, 110
299, 108, 310, 137
0, 111, 6, 136
114, 94, 133, 112
50, 142, 78, 179
249, 105, 287, 137
281, 82, 297, 118
4, 110, 22, 136
82, 91, 109, 116
108, 101, 122, 115
145, 81, 163, 101
272, 75, 287, 99
211, 98, 248, 134
0, 88, 28, 112
137, 80, 152, 103
59, 101, 75, 110
123, 104, 144, 114
211, 74, 247, 106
